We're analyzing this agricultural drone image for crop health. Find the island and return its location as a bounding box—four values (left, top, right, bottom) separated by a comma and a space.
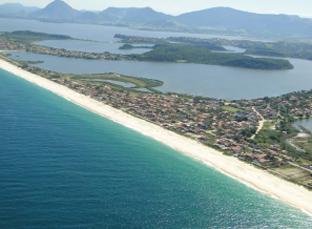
117, 33, 312, 61
119, 43, 152, 50
132, 43, 293, 70
0, 31, 293, 70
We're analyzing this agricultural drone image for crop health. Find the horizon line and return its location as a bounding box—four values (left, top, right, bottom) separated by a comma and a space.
1, 0, 311, 18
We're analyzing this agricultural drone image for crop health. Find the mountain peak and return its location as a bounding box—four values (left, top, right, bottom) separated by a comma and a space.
104, 6, 157, 12
100, 6, 171, 25
45, 0, 74, 10
32, 0, 79, 20
180, 6, 250, 17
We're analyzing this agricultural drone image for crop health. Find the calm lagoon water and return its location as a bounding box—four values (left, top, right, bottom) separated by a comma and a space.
294, 119, 312, 132
2, 18, 311, 100
1, 68, 312, 228
10, 51, 312, 100
36, 39, 152, 55
0, 18, 256, 42
0, 18, 267, 54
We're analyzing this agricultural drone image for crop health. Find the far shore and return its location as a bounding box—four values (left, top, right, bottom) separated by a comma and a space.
1, 58, 312, 217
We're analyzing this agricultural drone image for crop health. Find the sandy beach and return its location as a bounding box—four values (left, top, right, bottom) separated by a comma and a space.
1, 58, 312, 217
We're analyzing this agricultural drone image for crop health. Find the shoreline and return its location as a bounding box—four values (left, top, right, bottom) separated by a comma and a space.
1, 58, 312, 217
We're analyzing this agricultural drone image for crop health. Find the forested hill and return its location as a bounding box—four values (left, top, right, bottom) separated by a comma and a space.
132, 44, 294, 70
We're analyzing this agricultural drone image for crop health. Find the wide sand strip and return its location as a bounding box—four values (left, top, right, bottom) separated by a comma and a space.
1, 59, 312, 217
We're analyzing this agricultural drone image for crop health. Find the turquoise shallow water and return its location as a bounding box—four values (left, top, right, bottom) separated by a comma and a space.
0, 69, 312, 228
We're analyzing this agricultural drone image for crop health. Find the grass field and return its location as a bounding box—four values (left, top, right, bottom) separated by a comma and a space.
271, 164, 312, 189
72, 73, 163, 91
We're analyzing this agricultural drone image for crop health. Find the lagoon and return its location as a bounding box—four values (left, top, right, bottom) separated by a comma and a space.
36, 39, 152, 55
10, 51, 312, 99
0, 17, 268, 54
0, 18, 258, 42
294, 119, 312, 132
2, 18, 309, 100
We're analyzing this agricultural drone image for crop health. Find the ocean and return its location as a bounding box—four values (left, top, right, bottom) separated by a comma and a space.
1, 69, 312, 228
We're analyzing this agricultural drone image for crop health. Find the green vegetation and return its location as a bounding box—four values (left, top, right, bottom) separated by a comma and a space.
73, 73, 163, 91
0, 31, 72, 44
119, 44, 135, 50
254, 121, 283, 147
132, 43, 294, 70
114, 34, 164, 45
271, 164, 312, 189
222, 105, 242, 113
243, 42, 312, 60
116, 33, 312, 61
240, 127, 257, 138
293, 135, 312, 162
119, 43, 153, 50
0, 31, 295, 71
167, 37, 226, 51
253, 119, 312, 169
209, 38, 312, 60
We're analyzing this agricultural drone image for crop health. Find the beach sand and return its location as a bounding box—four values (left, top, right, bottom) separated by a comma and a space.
1, 58, 312, 217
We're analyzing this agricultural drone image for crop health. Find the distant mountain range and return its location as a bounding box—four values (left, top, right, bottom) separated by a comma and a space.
0, 3, 39, 17
1, 0, 312, 39
177, 7, 312, 38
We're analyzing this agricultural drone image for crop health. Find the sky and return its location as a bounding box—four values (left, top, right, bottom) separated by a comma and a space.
0, 0, 312, 17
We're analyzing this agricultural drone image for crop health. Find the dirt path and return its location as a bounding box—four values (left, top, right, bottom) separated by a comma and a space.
251, 107, 265, 140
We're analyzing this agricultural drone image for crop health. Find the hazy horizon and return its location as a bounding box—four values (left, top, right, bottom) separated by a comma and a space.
0, 0, 312, 18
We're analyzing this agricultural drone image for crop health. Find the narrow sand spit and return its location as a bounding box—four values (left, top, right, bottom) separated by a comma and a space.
1, 59, 312, 217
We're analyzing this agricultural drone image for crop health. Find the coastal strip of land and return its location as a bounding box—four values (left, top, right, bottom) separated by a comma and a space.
1, 59, 312, 217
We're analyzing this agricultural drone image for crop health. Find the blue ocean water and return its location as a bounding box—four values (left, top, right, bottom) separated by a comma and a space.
0, 69, 312, 228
